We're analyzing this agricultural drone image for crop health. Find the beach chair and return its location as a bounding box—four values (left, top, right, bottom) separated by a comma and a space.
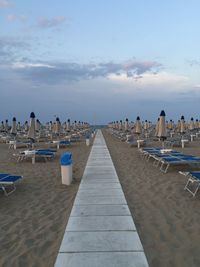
8, 140, 32, 149
179, 171, 200, 197
160, 156, 200, 173
150, 151, 184, 167
0, 173, 23, 196
13, 149, 56, 163
47, 140, 71, 149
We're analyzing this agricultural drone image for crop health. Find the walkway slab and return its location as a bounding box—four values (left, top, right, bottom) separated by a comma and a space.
55, 252, 149, 267
67, 215, 136, 231
74, 196, 127, 205
77, 188, 124, 196
54, 130, 149, 267
79, 182, 122, 189
70, 204, 131, 216
59, 231, 143, 252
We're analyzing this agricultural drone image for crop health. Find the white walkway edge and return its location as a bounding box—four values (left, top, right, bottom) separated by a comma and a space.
54, 130, 149, 267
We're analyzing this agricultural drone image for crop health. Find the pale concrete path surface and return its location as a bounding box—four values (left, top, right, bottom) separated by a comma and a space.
54, 130, 149, 267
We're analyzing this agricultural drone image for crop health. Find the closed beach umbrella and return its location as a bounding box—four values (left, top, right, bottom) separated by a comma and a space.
176, 120, 181, 133
168, 120, 173, 130
158, 110, 167, 140
52, 122, 56, 133
119, 120, 122, 130
124, 118, 129, 132
55, 117, 61, 135
195, 119, 199, 130
66, 119, 70, 131
35, 119, 40, 132
63, 121, 67, 131
10, 117, 17, 135
189, 117, 194, 131
73, 120, 77, 130
116, 121, 119, 129
17, 122, 21, 132
1, 121, 4, 131
135, 116, 142, 135
180, 116, 185, 134
27, 112, 36, 141
4, 120, 9, 132
144, 120, 148, 130
24, 121, 29, 132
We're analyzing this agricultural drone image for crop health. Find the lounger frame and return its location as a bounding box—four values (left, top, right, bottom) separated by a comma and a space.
0, 175, 23, 196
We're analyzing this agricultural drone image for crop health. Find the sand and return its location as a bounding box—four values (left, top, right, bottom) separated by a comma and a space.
0, 140, 91, 267
2, 130, 200, 267
103, 130, 200, 267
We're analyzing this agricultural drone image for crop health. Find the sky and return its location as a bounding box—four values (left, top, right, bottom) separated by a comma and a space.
0, 0, 200, 124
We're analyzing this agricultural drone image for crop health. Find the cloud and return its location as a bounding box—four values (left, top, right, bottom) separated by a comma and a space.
0, 59, 199, 124
0, 0, 12, 8
186, 59, 200, 67
108, 71, 190, 97
6, 14, 27, 23
0, 37, 30, 62
108, 71, 189, 86
36, 16, 66, 29
12, 62, 55, 69
10, 59, 162, 84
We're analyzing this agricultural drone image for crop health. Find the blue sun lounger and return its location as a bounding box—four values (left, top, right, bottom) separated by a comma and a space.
179, 171, 200, 197
37, 148, 57, 153
14, 149, 56, 163
160, 156, 200, 173
0, 173, 23, 196
140, 147, 200, 173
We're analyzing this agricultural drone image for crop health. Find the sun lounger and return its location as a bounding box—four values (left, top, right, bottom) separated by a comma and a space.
149, 152, 186, 166
47, 140, 71, 149
13, 149, 56, 163
140, 148, 177, 161
0, 173, 23, 196
8, 140, 32, 149
179, 171, 200, 197
140, 147, 200, 173
160, 156, 200, 173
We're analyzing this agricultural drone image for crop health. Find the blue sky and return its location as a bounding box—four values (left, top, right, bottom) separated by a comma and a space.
0, 0, 200, 124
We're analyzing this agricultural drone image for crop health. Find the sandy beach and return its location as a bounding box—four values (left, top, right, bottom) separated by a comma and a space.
1, 129, 200, 267
0, 140, 91, 267
103, 129, 200, 267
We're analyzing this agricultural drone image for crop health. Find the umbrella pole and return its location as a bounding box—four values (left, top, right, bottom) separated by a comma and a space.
162, 141, 165, 148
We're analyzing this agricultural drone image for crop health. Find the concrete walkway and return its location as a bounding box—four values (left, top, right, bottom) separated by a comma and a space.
55, 130, 149, 267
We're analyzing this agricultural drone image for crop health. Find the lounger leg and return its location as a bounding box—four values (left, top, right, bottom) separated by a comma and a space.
157, 160, 162, 168
17, 156, 21, 163
160, 162, 164, 172
32, 155, 35, 164
184, 178, 200, 197
160, 163, 169, 173
154, 159, 160, 167
184, 179, 190, 190
1, 184, 16, 196
164, 164, 170, 173
193, 184, 200, 197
